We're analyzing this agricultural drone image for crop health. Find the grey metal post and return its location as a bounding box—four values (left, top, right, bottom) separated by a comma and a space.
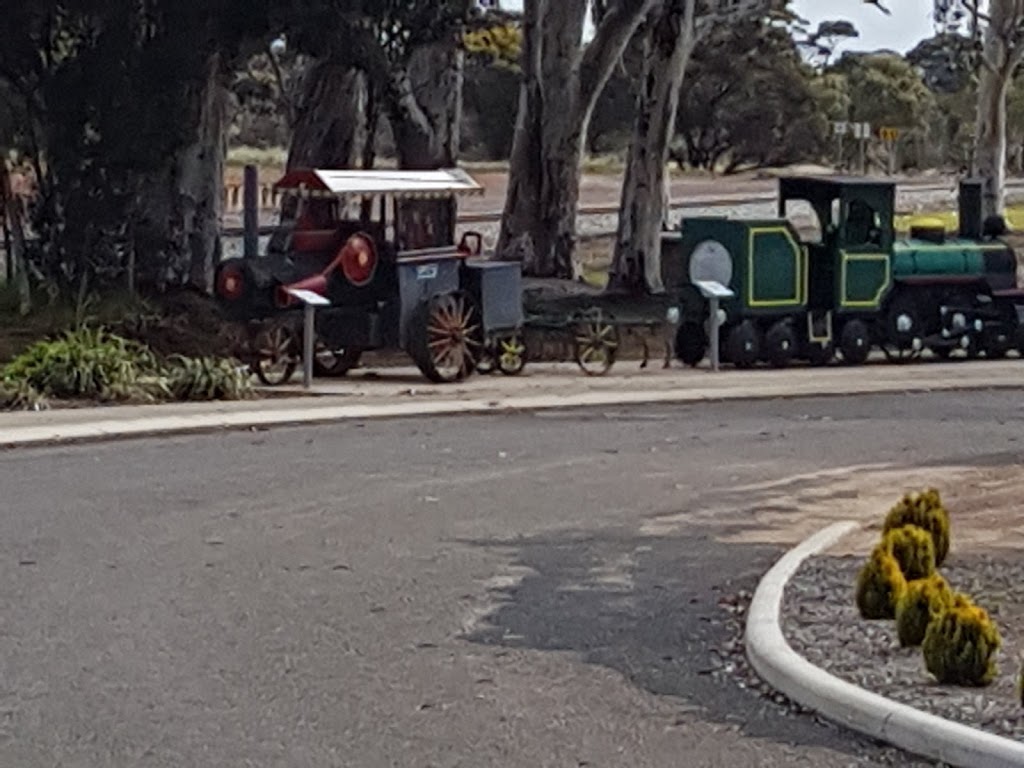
709, 297, 721, 372
243, 164, 259, 259
303, 302, 316, 389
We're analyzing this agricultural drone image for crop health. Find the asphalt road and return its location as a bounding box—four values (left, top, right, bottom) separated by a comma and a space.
3, 391, 1024, 767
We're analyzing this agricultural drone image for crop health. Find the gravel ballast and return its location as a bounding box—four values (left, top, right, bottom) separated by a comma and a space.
782, 553, 1024, 741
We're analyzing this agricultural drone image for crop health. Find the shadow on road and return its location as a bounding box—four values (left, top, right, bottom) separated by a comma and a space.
458, 523, 880, 759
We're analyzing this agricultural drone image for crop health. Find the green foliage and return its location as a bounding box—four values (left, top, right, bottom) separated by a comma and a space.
855, 547, 908, 620
2, 325, 252, 404
167, 355, 253, 401
883, 489, 952, 566
922, 598, 1002, 687
881, 524, 936, 581
895, 574, 952, 648
3, 326, 168, 403
0, 378, 47, 411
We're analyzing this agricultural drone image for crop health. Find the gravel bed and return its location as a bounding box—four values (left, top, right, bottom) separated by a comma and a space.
783, 553, 1024, 741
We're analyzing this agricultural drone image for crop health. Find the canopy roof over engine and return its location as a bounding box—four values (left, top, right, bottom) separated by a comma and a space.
272, 168, 485, 200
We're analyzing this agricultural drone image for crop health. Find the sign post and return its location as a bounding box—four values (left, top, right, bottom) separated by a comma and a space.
832, 121, 848, 170
695, 280, 736, 372
284, 288, 331, 389
879, 127, 900, 176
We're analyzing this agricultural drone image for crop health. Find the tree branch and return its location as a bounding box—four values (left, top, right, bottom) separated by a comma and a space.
579, 0, 659, 113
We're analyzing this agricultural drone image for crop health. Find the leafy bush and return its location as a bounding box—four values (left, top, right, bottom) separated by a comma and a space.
0, 379, 48, 411
167, 355, 253, 401
895, 574, 952, 647
922, 597, 1001, 686
3, 326, 168, 403
855, 546, 907, 620
883, 488, 951, 566
882, 524, 936, 581
2, 325, 254, 404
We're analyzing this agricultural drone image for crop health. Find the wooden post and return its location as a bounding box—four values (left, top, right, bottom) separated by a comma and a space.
243, 164, 259, 259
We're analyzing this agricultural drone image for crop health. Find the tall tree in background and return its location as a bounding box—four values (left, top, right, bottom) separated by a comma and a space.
497, 0, 658, 278
960, 0, 1024, 218
607, 0, 778, 295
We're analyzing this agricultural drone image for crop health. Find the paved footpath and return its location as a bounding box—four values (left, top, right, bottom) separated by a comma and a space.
2, 358, 1023, 447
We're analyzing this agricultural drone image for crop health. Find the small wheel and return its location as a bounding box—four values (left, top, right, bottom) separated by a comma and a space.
839, 319, 871, 365
476, 345, 497, 375
410, 291, 484, 384
573, 310, 619, 376
496, 334, 527, 376
675, 321, 708, 367
253, 324, 298, 386
982, 328, 1012, 359
726, 320, 761, 369
806, 341, 835, 366
765, 320, 797, 369
313, 341, 362, 377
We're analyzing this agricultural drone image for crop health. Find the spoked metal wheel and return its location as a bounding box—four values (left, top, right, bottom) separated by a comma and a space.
252, 323, 298, 386
313, 340, 362, 377
573, 309, 619, 376
411, 292, 484, 383
496, 333, 527, 376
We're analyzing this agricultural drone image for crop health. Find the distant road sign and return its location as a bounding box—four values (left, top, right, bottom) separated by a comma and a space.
833, 121, 849, 136
879, 126, 901, 142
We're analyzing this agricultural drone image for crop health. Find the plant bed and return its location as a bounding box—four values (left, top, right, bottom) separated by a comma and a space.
782, 552, 1024, 739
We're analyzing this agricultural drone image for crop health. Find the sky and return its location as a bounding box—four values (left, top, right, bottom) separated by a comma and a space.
496, 1, 940, 55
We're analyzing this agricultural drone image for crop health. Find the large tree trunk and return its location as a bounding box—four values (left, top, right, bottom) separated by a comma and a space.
974, 0, 1024, 221
389, 41, 465, 248
607, 0, 695, 295
0, 160, 31, 314
975, 67, 1009, 221
498, 0, 656, 278
133, 54, 228, 294
287, 62, 368, 171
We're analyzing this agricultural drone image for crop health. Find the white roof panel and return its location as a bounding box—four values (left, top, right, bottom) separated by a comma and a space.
278, 168, 485, 199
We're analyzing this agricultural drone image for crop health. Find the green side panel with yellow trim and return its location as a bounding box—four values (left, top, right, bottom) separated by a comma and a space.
839, 252, 891, 310
749, 227, 805, 309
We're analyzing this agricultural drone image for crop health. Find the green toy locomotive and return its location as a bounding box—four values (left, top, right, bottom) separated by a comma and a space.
667, 176, 1023, 368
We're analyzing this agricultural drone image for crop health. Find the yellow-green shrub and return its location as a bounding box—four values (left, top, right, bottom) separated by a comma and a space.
882, 524, 935, 581
922, 598, 1001, 686
855, 547, 907, 620
883, 488, 951, 566
894, 574, 952, 647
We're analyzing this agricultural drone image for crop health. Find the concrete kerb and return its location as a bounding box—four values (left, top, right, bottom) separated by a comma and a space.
2, 376, 1024, 449
745, 521, 1024, 768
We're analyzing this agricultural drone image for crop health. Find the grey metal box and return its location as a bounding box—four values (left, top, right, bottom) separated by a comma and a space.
464, 259, 523, 332
396, 256, 461, 347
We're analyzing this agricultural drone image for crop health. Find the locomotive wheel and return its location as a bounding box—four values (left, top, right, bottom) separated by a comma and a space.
253, 324, 298, 386
476, 346, 497, 375
675, 322, 708, 367
410, 291, 484, 384
764, 321, 797, 369
839, 319, 871, 365
497, 334, 527, 376
726, 320, 761, 369
982, 328, 1012, 359
882, 295, 922, 363
806, 341, 835, 367
573, 310, 619, 376
313, 342, 362, 377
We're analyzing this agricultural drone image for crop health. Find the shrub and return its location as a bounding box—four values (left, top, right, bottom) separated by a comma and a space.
0, 379, 48, 411
894, 574, 952, 647
922, 598, 1001, 686
2, 326, 168, 403
167, 355, 253, 401
855, 547, 908, 620
881, 524, 936, 581
883, 488, 951, 566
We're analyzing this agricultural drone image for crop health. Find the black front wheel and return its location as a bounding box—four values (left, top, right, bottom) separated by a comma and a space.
675, 321, 708, 367
839, 319, 871, 366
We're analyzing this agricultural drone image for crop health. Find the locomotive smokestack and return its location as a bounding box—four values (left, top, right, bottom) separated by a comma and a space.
959, 179, 984, 239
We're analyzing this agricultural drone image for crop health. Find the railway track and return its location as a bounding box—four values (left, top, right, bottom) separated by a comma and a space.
219, 179, 1024, 257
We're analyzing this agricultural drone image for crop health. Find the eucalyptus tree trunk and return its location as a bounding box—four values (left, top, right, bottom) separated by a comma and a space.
607, 0, 696, 295
498, 0, 657, 278
132, 54, 228, 293
0, 161, 31, 314
287, 62, 369, 171
974, 0, 1024, 221
389, 42, 465, 247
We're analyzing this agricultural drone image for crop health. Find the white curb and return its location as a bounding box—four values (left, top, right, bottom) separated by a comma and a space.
745, 521, 1024, 768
